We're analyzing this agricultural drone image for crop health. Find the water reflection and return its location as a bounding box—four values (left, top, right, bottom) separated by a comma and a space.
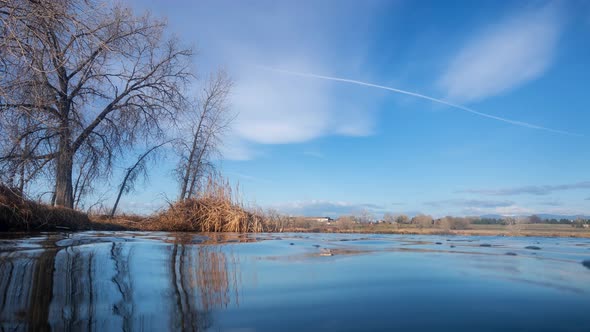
0, 235, 240, 331
1, 233, 589, 331
169, 243, 239, 331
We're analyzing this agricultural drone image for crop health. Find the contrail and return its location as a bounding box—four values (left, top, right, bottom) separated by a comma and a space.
260, 66, 580, 137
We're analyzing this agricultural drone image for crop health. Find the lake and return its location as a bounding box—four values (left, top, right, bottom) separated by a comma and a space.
0, 232, 589, 331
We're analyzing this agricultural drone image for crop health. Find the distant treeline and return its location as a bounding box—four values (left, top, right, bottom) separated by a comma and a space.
469, 216, 589, 226
334, 212, 590, 230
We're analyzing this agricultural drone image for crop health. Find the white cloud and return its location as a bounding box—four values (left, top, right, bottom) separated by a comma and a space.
271, 200, 387, 217
218, 134, 259, 161
232, 63, 333, 144
227, 60, 379, 151
461, 205, 534, 216
425, 199, 515, 208
439, 4, 562, 102
165, 1, 384, 159
459, 181, 590, 196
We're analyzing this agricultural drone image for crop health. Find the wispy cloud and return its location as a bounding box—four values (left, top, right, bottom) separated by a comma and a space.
225, 171, 270, 183
263, 67, 578, 136
185, 1, 386, 158
459, 181, 590, 196
425, 199, 514, 208
272, 200, 387, 217
439, 4, 562, 102
233, 62, 378, 147
303, 149, 324, 159
462, 205, 534, 217
537, 200, 562, 207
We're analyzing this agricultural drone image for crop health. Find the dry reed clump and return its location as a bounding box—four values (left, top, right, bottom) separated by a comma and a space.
147, 176, 266, 232
0, 184, 90, 231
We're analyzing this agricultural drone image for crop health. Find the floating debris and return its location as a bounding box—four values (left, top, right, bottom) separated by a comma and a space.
583, 260, 590, 270
436, 242, 442, 245
505, 252, 518, 256
313, 244, 321, 248
319, 248, 333, 256
525, 246, 541, 250
289, 243, 294, 246
480, 244, 492, 247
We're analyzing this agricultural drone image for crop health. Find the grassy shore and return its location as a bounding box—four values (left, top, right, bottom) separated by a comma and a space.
4, 212, 590, 238
38, 215, 590, 238
308, 223, 590, 238
2, 185, 589, 237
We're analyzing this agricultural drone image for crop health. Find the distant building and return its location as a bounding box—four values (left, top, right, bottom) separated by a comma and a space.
303, 216, 333, 223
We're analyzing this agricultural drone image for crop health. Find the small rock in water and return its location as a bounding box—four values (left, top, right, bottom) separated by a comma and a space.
320, 248, 333, 256
525, 246, 541, 250
289, 243, 294, 246
480, 244, 492, 247
582, 260, 590, 269
505, 252, 517, 256
313, 244, 321, 248
450, 245, 456, 248
435, 242, 442, 245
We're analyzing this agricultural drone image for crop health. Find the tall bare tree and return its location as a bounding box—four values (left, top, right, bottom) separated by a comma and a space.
0, 0, 192, 208
177, 70, 233, 200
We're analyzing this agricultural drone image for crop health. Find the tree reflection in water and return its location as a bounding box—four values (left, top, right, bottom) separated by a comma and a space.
170, 241, 241, 331
0, 234, 241, 331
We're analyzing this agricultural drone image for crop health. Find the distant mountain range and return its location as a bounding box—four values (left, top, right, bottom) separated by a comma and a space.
480, 214, 589, 220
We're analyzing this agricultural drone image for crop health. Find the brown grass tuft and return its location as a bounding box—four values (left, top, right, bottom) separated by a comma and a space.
0, 184, 91, 231
145, 175, 266, 232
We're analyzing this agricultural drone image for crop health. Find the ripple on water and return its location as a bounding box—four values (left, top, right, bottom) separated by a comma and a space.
0, 232, 589, 331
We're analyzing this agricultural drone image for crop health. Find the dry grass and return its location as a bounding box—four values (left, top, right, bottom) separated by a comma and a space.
144, 176, 266, 232
0, 184, 91, 231
291, 222, 590, 238
3, 180, 589, 238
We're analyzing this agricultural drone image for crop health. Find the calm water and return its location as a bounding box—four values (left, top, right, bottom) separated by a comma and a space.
0, 232, 589, 331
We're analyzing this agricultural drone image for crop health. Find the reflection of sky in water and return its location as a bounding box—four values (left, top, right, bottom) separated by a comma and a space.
0, 232, 589, 331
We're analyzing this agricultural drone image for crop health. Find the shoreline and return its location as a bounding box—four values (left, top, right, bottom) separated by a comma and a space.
2, 218, 590, 239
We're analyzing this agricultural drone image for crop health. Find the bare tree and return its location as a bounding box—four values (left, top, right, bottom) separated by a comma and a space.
395, 214, 410, 224
110, 140, 172, 217
411, 214, 433, 229
439, 216, 470, 230
505, 216, 526, 234
354, 209, 374, 224
0, 0, 192, 208
528, 214, 542, 224
383, 212, 395, 224
177, 70, 233, 200
337, 215, 355, 231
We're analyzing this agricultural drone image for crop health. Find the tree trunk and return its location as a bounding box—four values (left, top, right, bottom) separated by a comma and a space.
111, 141, 170, 216
179, 134, 199, 200
54, 142, 74, 208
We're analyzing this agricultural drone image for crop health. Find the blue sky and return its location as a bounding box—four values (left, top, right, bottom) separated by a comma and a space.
117, 0, 590, 217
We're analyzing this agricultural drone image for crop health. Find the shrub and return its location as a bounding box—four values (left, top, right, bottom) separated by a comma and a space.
0, 184, 90, 231
147, 176, 266, 232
